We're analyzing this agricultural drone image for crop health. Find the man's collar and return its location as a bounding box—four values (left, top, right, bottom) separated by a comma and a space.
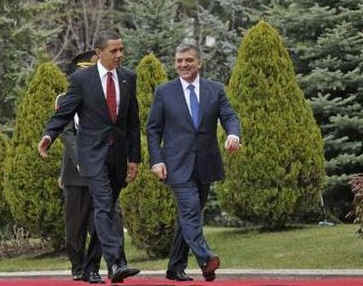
179, 74, 200, 90
97, 60, 116, 77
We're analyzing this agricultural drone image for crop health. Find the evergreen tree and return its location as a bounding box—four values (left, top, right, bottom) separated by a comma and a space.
177, 0, 241, 83
192, 3, 239, 84
120, 0, 187, 76
267, 0, 363, 220
0, 0, 47, 126
120, 54, 176, 258
0, 132, 12, 227
216, 21, 326, 228
2, 62, 68, 248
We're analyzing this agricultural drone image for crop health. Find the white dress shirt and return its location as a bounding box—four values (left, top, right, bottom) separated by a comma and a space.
179, 74, 239, 142
97, 60, 120, 115
179, 75, 200, 116
74, 113, 79, 130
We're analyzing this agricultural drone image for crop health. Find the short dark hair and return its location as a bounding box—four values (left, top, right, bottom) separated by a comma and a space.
94, 31, 121, 50
175, 43, 201, 60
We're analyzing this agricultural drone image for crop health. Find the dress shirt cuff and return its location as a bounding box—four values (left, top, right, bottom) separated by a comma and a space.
44, 135, 52, 144
227, 135, 239, 142
151, 162, 165, 170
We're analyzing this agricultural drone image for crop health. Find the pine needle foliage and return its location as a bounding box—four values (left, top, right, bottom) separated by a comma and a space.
217, 21, 326, 228
0, 132, 12, 227
120, 54, 176, 258
2, 62, 68, 248
135, 53, 168, 134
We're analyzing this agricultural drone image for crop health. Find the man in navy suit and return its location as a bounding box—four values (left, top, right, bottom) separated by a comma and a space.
57, 50, 128, 284
38, 32, 141, 283
147, 43, 240, 282
56, 93, 102, 283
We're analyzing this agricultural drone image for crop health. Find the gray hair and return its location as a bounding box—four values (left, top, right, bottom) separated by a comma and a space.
175, 43, 201, 60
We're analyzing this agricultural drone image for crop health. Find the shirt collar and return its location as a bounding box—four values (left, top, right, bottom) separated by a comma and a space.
97, 60, 117, 78
179, 74, 200, 92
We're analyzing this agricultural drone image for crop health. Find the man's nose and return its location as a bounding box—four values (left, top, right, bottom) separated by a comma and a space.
181, 60, 188, 67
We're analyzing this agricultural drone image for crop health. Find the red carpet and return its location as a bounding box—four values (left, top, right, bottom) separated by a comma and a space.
0, 277, 362, 286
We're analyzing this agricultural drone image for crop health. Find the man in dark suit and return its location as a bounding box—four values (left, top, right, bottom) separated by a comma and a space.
57, 50, 127, 284
38, 32, 141, 284
56, 92, 102, 283
147, 43, 240, 282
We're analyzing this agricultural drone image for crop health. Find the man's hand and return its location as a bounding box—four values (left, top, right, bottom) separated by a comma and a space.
57, 177, 64, 190
127, 162, 138, 183
224, 135, 240, 153
38, 136, 52, 158
151, 162, 167, 181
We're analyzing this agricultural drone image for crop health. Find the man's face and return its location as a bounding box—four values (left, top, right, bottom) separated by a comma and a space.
97, 39, 124, 70
175, 49, 201, 83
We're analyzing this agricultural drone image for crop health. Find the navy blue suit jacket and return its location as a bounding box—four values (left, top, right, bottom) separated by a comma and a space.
45, 65, 141, 188
146, 77, 240, 185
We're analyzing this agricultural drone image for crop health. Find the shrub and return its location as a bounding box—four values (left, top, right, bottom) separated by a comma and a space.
216, 21, 326, 229
2, 62, 68, 248
120, 54, 176, 258
0, 132, 12, 227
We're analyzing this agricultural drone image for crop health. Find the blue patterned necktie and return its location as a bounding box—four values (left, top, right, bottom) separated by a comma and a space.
187, 84, 199, 128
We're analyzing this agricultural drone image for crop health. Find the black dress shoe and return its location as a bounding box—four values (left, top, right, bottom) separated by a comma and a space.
201, 256, 220, 281
166, 270, 193, 281
110, 264, 140, 283
85, 272, 105, 284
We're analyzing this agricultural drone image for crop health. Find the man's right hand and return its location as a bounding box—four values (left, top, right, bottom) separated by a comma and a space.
151, 162, 167, 180
38, 136, 51, 158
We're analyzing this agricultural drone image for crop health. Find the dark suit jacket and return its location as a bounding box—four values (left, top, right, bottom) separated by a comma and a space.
60, 121, 87, 186
45, 65, 141, 188
146, 77, 240, 185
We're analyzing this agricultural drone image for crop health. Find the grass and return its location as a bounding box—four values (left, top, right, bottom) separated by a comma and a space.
0, 224, 363, 271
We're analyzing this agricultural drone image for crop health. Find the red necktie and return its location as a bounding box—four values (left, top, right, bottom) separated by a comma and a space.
106, 72, 117, 122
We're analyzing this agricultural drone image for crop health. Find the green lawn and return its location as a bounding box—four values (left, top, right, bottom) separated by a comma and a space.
0, 224, 362, 271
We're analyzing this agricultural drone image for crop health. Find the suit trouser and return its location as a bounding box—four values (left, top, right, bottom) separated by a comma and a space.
168, 177, 213, 271
86, 149, 127, 268
63, 185, 101, 274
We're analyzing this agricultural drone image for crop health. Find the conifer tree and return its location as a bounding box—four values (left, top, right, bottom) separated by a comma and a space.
120, 0, 186, 76
217, 21, 326, 228
120, 54, 176, 258
267, 0, 363, 220
2, 62, 68, 248
0, 132, 11, 227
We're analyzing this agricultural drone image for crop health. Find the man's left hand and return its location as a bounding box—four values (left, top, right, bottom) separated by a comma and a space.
127, 162, 138, 182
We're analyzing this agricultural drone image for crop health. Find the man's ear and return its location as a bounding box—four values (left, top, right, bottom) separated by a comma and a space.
91, 54, 98, 63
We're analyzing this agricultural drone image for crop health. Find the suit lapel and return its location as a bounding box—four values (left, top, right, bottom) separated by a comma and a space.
198, 78, 208, 128
116, 68, 129, 123
175, 79, 195, 128
89, 66, 111, 122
